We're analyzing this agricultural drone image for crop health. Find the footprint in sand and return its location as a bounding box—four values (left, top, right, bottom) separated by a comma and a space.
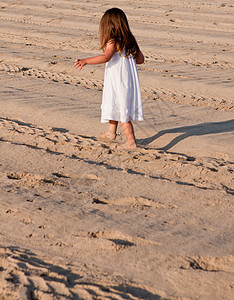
6, 208, 20, 215
6, 171, 67, 188
46, 18, 62, 24
92, 196, 178, 210
73, 230, 159, 252
181, 256, 234, 273
20, 218, 34, 225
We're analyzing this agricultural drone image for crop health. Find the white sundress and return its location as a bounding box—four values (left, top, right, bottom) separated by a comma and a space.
101, 51, 144, 123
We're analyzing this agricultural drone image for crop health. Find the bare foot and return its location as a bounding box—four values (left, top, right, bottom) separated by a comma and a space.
117, 141, 137, 149
98, 132, 116, 141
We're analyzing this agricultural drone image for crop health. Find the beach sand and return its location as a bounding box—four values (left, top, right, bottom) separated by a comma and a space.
0, 0, 234, 299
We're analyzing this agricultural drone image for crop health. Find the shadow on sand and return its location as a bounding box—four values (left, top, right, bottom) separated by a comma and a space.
137, 119, 234, 151
1, 246, 164, 300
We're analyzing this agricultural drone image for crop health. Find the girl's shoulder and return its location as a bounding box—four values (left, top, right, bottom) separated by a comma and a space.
107, 37, 122, 46
106, 38, 121, 54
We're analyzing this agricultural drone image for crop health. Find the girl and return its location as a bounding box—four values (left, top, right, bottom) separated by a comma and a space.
73, 7, 144, 148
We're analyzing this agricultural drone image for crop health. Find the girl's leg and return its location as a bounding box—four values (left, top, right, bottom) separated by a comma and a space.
119, 121, 137, 148
98, 120, 118, 140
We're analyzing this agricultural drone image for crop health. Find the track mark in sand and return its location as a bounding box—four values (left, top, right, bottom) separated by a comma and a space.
92, 196, 178, 211
146, 52, 234, 71
181, 256, 234, 273
0, 32, 92, 53
0, 246, 162, 300
1, 63, 233, 111
142, 85, 234, 111
1, 117, 233, 194
0, 63, 103, 90
136, 14, 234, 33
0, 15, 95, 31
1, 5, 234, 34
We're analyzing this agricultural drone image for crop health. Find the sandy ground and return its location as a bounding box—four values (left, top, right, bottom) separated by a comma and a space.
0, 0, 234, 299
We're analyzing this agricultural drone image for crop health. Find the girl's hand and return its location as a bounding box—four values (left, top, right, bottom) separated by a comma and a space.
73, 58, 87, 71
73, 42, 116, 70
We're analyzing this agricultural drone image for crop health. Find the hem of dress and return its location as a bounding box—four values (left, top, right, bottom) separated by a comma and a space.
101, 117, 144, 123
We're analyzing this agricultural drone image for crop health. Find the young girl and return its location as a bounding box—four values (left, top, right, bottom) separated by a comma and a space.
73, 7, 144, 148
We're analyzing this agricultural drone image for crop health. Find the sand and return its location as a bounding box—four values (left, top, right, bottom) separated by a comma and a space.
0, 0, 234, 299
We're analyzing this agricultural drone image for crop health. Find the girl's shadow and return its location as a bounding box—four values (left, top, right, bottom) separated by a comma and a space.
137, 119, 234, 151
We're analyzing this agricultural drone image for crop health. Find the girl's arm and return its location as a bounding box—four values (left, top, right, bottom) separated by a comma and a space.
73, 40, 116, 71
136, 50, 144, 64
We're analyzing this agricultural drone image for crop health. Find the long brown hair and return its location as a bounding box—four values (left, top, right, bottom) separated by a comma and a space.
99, 8, 140, 58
